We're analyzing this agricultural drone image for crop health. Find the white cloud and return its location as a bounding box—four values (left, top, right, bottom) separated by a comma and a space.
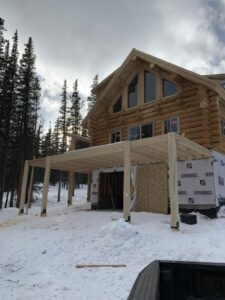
41, 97, 60, 113
2, 0, 225, 127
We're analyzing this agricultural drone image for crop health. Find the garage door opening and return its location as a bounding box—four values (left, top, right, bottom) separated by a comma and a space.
99, 172, 123, 209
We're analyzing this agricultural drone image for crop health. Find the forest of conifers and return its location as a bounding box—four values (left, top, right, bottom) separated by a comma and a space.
0, 17, 97, 209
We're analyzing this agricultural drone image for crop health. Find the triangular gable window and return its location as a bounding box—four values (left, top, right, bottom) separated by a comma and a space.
113, 96, 122, 113
163, 79, 177, 97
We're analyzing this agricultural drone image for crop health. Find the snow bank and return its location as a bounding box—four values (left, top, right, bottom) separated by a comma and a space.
99, 218, 138, 240
1, 185, 225, 300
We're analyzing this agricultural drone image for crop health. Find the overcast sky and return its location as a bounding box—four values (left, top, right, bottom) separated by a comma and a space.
1, 0, 225, 126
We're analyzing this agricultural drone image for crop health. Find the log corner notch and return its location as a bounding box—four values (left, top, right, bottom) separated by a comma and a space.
168, 133, 179, 230
123, 141, 131, 222
40, 156, 51, 217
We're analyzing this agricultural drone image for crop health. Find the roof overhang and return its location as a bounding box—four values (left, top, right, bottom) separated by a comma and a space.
28, 134, 211, 172
83, 48, 225, 127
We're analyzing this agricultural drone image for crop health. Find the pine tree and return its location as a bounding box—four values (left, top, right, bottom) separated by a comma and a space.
41, 123, 53, 157
0, 31, 19, 208
87, 74, 98, 112
70, 79, 82, 135
0, 17, 6, 94
52, 117, 60, 154
34, 118, 44, 158
15, 37, 40, 207
58, 80, 69, 153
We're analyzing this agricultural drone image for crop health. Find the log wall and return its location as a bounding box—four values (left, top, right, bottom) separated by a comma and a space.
88, 63, 222, 152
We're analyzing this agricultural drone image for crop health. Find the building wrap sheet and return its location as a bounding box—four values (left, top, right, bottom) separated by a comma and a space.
177, 158, 216, 206
212, 150, 225, 205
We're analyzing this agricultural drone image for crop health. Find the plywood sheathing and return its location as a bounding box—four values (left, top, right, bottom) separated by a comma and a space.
136, 163, 168, 214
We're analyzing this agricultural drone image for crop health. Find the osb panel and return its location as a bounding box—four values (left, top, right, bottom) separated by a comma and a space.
148, 163, 168, 214
136, 164, 149, 212
136, 163, 168, 214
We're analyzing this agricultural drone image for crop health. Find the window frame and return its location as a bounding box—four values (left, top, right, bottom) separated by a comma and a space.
127, 73, 139, 109
144, 70, 157, 104
112, 95, 122, 113
220, 119, 225, 136
109, 130, 121, 144
162, 116, 179, 134
128, 122, 154, 141
162, 78, 177, 98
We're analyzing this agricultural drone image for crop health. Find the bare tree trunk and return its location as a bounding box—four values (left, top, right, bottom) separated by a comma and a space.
9, 189, 15, 207
57, 171, 62, 202
4, 191, 10, 208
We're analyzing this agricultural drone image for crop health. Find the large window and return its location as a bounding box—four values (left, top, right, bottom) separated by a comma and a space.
163, 79, 177, 97
110, 131, 121, 143
163, 117, 178, 134
128, 74, 138, 108
129, 123, 153, 141
144, 70, 156, 103
113, 96, 122, 113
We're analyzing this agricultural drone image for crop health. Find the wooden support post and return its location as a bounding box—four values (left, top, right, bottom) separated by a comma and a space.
168, 133, 179, 229
68, 171, 74, 206
40, 157, 50, 217
19, 160, 29, 214
26, 166, 35, 214
87, 173, 92, 202
123, 141, 131, 222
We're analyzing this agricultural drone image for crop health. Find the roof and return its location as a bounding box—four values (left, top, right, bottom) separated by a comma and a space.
28, 134, 211, 172
83, 48, 225, 127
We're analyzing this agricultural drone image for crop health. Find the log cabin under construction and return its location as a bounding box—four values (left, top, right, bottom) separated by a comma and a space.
19, 49, 225, 229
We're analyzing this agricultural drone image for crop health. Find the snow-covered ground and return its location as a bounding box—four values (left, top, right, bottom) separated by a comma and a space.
1, 185, 225, 300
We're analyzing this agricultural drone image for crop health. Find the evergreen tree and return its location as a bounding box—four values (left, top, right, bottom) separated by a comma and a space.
58, 80, 69, 153
34, 118, 44, 158
41, 123, 53, 157
87, 74, 98, 112
70, 79, 82, 135
0, 17, 6, 94
52, 117, 60, 154
0, 31, 19, 208
15, 37, 40, 207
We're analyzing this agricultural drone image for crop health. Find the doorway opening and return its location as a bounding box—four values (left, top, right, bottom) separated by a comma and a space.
98, 171, 123, 209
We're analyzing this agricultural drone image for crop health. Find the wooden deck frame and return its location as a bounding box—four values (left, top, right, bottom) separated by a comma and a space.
20, 134, 211, 229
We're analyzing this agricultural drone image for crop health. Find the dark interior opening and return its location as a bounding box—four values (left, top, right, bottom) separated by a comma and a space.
98, 171, 123, 209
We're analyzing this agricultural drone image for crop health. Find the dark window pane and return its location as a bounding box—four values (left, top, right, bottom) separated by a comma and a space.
164, 119, 170, 134
219, 80, 225, 90
171, 117, 178, 132
163, 79, 177, 97
221, 120, 225, 135
113, 96, 122, 113
128, 75, 138, 108
144, 71, 156, 103
111, 132, 120, 143
129, 126, 140, 141
164, 117, 178, 133
141, 124, 153, 138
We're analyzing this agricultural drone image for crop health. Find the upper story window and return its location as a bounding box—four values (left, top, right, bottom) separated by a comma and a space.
110, 131, 121, 143
144, 70, 156, 103
163, 79, 177, 97
221, 119, 225, 136
113, 96, 122, 113
128, 74, 138, 108
219, 80, 225, 90
163, 117, 178, 134
129, 123, 153, 141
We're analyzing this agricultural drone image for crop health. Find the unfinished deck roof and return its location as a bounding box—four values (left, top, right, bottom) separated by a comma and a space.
28, 134, 211, 172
